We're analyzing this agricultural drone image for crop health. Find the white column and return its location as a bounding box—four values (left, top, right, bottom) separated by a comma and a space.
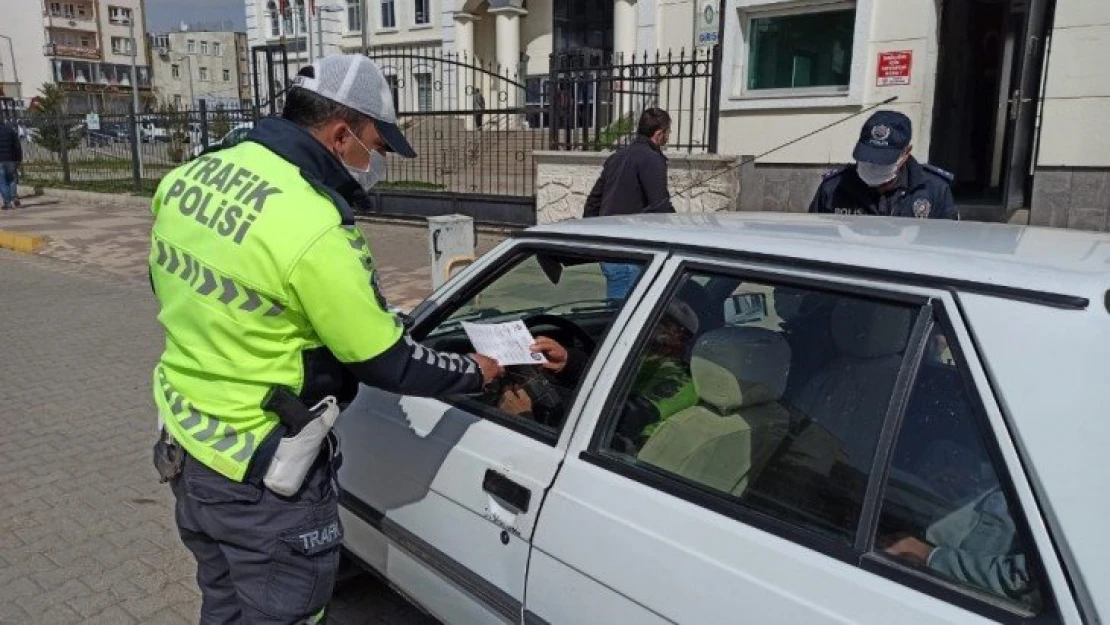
490, 6, 526, 129
454, 12, 478, 127
614, 0, 638, 63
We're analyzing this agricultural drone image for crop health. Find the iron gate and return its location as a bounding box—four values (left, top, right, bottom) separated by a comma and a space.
361, 45, 543, 226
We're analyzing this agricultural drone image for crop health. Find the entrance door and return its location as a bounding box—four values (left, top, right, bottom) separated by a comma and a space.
929, 0, 1051, 210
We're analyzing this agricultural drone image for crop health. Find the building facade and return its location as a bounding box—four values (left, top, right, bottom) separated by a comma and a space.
150, 29, 251, 109
0, 0, 153, 113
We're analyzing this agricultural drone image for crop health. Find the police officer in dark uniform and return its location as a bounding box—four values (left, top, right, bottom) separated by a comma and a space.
809, 110, 958, 220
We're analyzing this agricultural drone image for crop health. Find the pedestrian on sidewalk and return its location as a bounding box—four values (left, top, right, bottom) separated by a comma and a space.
583, 107, 675, 299
0, 117, 22, 210
148, 54, 503, 624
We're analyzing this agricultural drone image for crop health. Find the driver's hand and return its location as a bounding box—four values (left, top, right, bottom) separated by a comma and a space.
530, 337, 568, 373
499, 386, 532, 416
884, 536, 934, 567
470, 353, 504, 385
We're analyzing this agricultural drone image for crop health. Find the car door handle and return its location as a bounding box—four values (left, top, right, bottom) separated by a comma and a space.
482, 469, 531, 514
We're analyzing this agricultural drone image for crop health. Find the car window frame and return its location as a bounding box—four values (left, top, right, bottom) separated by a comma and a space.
408, 240, 661, 448
580, 257, 934, 563
577, 256, 1066, 624
857, 302, 1064, 624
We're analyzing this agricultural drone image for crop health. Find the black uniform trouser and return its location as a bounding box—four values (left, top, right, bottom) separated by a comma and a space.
171, 449, 342, 624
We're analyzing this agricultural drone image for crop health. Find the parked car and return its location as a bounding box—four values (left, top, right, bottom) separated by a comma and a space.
140, 122, 169, 143
190, 122, 254, 159
336, 213, 1109, 625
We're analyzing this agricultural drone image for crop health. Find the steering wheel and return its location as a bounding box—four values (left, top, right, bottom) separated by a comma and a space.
522, 314, 596, 353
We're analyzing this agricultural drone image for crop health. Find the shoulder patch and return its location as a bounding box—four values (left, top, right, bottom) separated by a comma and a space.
922, 163, 955, 183
822, 165, 849, 180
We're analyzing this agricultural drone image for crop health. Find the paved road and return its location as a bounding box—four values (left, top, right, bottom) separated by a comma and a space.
0, 251, 444, 623
0, 196, 512, 623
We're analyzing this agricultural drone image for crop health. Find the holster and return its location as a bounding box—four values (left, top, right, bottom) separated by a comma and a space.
152, 429, 185, 483
263, 396, 340, 497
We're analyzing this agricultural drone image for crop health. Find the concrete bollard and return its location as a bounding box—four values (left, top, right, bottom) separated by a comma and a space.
427, 214, 475, 290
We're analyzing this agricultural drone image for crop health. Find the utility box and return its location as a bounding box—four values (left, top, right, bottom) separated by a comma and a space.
428, 214, 475, 290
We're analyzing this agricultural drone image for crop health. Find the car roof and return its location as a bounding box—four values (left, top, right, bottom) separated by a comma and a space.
528, 213, 1110, 308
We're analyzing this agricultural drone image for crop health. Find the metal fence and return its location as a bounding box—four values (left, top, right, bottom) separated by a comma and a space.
548, 47, 720, 153
9, 103, 257, 195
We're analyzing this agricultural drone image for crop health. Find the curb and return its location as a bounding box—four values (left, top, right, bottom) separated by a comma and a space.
0, 229, 49, 254
37, 187, 151, 209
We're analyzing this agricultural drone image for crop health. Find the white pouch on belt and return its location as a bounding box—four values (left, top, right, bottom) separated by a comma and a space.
264, 396, 340, 497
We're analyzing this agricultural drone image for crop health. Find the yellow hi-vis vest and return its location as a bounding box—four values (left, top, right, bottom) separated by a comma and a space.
150, 139, 402, 481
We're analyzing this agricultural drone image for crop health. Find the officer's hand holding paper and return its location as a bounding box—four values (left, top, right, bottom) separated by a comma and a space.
463, 320, 549, 367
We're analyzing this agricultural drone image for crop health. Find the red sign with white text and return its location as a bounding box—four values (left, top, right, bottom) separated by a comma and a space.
877, 50, 913, 87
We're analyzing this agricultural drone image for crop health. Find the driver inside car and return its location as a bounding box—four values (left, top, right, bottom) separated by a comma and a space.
498, 300, 700, 444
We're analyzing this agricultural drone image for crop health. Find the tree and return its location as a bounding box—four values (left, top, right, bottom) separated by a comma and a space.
159, 100, 190, 163
209, 104, 232, 141
28, 83, 83, 157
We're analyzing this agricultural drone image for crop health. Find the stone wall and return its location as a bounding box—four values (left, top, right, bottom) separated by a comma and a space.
736, 159, 831, 213
1030, 168, 1110, 231
534, 151, 741, 224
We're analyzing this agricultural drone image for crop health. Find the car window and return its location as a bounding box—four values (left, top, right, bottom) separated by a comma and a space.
874, 323, 1044, 612
601, 271, 918, 545
420, 251, 649, 439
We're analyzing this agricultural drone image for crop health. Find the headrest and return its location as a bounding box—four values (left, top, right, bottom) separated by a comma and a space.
831, 299, 912, 358
690, 327, 791, 413
665, 299, 699, 335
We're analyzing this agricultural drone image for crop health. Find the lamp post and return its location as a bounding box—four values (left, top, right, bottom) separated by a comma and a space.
126, 17, 143, 177
0, 34, 21, 104
316, 4, 345, 60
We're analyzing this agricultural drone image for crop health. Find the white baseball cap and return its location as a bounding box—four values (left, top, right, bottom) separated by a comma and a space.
293, 54, 416, 158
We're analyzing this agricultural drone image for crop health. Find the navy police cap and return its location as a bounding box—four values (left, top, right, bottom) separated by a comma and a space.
853, 110, 912, 166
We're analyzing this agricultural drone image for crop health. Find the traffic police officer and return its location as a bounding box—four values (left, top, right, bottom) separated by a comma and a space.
809, 110, 958, 219
149, 54, 503, 624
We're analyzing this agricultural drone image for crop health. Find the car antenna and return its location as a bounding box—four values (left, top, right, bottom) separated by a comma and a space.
643, 95, 900, 213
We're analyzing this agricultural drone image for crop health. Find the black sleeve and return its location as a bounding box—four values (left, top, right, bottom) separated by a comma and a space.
13, 129, 22, 163
939, 184, 959, 220
639, 154, 675, 213
346, 335, 484, 397
583, 171, 604, 218
808, 183, 826, 213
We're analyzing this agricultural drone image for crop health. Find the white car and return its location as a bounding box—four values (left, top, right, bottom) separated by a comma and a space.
336, 213, 1109, 625
190, 122, 254, 158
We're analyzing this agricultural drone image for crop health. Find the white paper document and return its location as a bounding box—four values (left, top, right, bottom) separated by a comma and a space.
462, 321, 547, 366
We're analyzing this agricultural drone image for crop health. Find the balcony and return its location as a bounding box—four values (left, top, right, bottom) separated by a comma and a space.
43, 42, 102, 60
43, 7, 98, 32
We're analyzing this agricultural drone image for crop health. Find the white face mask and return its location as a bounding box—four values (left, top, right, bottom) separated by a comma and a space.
856, 160, 900, 187
342, 129, 387, 191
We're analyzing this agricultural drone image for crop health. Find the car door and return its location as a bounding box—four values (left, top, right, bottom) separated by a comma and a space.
525, 254, 1079, 624
336, 238, 668, 624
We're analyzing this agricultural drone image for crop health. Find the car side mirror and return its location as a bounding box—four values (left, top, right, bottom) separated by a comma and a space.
724, 293, 767, 325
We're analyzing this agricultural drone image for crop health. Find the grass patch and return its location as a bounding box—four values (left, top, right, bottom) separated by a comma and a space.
23, 177, 161, 197
376, 180, 447, 191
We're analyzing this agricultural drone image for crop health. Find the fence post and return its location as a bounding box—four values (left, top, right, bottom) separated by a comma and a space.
129, 103, 141, 193
57, 116, 71, 184
199, 99, 209, 150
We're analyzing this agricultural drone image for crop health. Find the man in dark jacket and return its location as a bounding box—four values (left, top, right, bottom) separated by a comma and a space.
809, 110, 958, 220
584, 107, 674, 299
0, 118, 22, 210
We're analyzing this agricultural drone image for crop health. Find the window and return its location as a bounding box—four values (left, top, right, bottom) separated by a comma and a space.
601, 272, 917, 546
63, 3, 75, 18
268, 1, 281, 36
171, 64, 180, 78
79, 34, 91, 48
744, 5, 854, 93
414, 0, 430, 25
418, 250, 649, 441
111, 37, 134, 55
294, 0, 308, 31
187, 39, 196, 53
152, 34, 170, 50
415, 72, 432, 112
223, 69, 231, 82
76, 3, 87, 18
173, 94, 182, 108
380, 0, 396, 28
212, 42, 221, 56
199, 66, 208, 81
108, 5, 133, 24
49, 2, 61, 17
200, 41, 209, 55
384, 73, 400, 111
873, 322, 1045, 612
347, 0, 363, 31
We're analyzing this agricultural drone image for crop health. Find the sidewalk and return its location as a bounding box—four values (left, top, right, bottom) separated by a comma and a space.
0, 191, 508, 311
